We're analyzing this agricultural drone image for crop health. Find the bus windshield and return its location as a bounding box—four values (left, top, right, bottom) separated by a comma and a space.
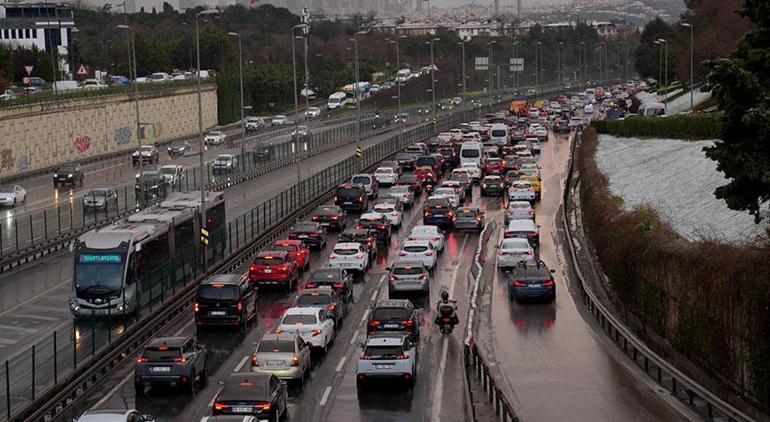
74, 253, 125, 292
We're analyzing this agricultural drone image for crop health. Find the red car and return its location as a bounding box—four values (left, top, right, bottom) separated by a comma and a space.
414, 166, 437, 185
248, 251, 298, 291
484, 158, 505, 175
272, 240, 310, 272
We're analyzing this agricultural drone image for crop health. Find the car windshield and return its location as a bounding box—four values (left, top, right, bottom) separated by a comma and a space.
197, 285, 239, 300
310, 270, 342, 282
86, 190, 107, 197
57, 165, 75, 173
364, 345, 404, 359
293, 223, 317, 232
315, 207, 339, 216
411, 227, 435, 236
351, 176, 371, 185
375, 168, 392, 174
140, 146, 154, 151
333, 247, 359, 255
337, 187, 363, 197
392, 266, 423, 275
372, 307, 410, 320
161, 167, 177, 175
272, 244, 297, 252
254, 256, 285, 265
282, 314, 317, 325
391, 186, 410, 194
491, 130, 507, 137
297, 294, 331, 306
75, 253, 125, 291
427, 198, 450, 208
144, 346, 182, 361
374, 205, 395, 213
458, 209, 478, 217
258, 340, 295, 353
0, 186, 14, 193
403, 245, 428, 252
171, 142, 186, 148
509, 202, 532, 210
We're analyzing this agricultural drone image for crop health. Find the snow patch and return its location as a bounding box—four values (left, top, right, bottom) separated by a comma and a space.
595, 135, 764, 244
666, 88, 712, 114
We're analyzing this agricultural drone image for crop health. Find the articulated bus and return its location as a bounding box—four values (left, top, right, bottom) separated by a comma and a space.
69, 191, 225, 318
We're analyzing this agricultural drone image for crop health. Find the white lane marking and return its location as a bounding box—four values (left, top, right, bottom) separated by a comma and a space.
371, 289, 379, 302
360, 309, 370, 324
349, 330, 359, 346
335, 356, 347, 372
319, 386, 332, 406
234, 355, 249, 372
431, 233, 469, 422
91, 371, 132, 410
209, 387, 222, 408
173, 318, 195, 336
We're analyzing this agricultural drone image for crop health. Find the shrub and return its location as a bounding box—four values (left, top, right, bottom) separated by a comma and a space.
591, 113, 722, 140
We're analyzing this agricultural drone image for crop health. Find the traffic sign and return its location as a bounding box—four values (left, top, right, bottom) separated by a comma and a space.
431, 117, 437, 124
355, 147, 363, 157
24, 65, 33, 76
76, 65, 88, 76
200, 227, 209, 246
475, 57, 489, 71
22, 76, 30, 85
509, 58, 524, 72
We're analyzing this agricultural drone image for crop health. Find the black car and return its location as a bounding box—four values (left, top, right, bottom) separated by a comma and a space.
355, 214, 391, 243
334, 183, 368, 212
394, 152, 416, 170
305, 267, 353, 303
310, 205, 347, 231
481, 175, 505, 196
53, 164, 84, 187
339, 228, 378, 261
135, 336, 207, 394
194, 274, 258, 329
135, 174, 169, 204
287, 221, 326, 250
367, 299, 420, 342
415, 155, 442, 175
438, 145, 460, 168
396, 174, 422, 194
423, 197, 454, 228
212, 372, 288, 421
253, 145, 275, 163
508, 260, 556, 303
167, 141, 191, 157
554, 120, 570, 134
294, 288, 345, 326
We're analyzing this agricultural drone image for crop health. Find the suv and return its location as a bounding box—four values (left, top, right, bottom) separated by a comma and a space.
356, 214, 391, 243
509, 260, 556, 303
356, 334, 418, 389
305, 267, 353, 303
132, 145, 159, 165
423, 196, 454, 228
351, 174, 379, 199
53, 164, 84, 187
245, 117, 265, 133
212, 154, 239, 174
248, 251, 299, 291
212, 372, 288, 420
334, 183, 368, 212
194, 274, 258, 329
415, 155, 442, 175
310, 205, 347, 231
134, 336, 207, 394
135, 174, 168, 204
387, 260, 431, 296
287, 221, 326, 250
367, 299, 419, 341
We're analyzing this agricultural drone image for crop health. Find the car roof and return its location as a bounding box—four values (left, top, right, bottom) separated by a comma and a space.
376, 299, 413, 309
256, 250, 289, 258
506, 219, 537, 230
402, 239, 431, 247
259, 332, 299, 343
147, 336, 189, 347
365, 334, 408, 346
202, 274, 244, 285
334, 242, 362, 249
393, 259, 425, 268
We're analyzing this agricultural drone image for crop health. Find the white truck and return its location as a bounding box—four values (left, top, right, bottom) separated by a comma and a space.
327, 92, 348, 110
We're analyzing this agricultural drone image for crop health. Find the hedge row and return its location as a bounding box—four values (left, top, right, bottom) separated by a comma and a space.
591, 113, 722, 140
578, 129, 770, 409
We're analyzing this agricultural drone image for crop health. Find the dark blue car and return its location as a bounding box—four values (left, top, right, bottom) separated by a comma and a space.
508, 260, 556, 303
422, 197, 454, 228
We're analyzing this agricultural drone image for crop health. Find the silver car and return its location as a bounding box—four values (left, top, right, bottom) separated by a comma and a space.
251, 332, 311, 383
388, 185, 414, 208
75, 409, 155, 422
387, 260, 430, 296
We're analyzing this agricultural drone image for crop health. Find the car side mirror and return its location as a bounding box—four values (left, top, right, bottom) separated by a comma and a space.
550, 269, 556, 274
385, 266, 391, 271
142, 415, 155, 422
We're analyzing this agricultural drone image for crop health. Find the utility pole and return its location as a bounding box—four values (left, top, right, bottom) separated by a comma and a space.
682, 22, 694, 112
302, 7, 310, 112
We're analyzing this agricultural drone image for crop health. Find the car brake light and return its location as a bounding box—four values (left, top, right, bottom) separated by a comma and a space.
424, 251, 433, 256
137, 357, 148, 363
260, 403, 272, 411
424, 212, 430, 217
419, 274, 429, 280
250, 265, 258, 272
441, 317, 450, 323
504, 232, 513, 238
513, 280, 526, 287
194, 302, 200, 313
361, 355, 372, 360
389, 275, 398, 282
448, 212, 454, 217
332, 215, 339, 220
252, 354, 258, 366
432, 237, 441, 241
396, 355, 409, 360
214, 403, 229, 411
527, 232, 538, 238
327, 304, 336, 312
312, 329, 322, 336
311, 216, 320, 221
391, 211, 399, 216
281, 264, 291, 271
355, 253, 363, 259
174, 357, 188, 363
542, 280, 555, 287
329, 255, 337, 259
358, 196, 364, 202
378, 225, 387, 230
237, 301, 243, 312
401, 320, 414, 327
333, 282, 345, 289
306, 283, 316, 288
291, 356, 300, 367
368, 320, 381, 327
333, 195, 338, 202
399, 251, 406, 256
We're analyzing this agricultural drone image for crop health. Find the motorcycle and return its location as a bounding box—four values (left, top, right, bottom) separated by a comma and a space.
424, 182, 435, 195
435, 302, 458, 335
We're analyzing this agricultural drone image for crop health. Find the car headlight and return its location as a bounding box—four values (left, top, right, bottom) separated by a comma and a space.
68, 173, 73, 177
53, 173, 58, 177
69, 301, 80, 311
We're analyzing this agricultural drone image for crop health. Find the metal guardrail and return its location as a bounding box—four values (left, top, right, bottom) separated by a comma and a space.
562, 129, 756, 422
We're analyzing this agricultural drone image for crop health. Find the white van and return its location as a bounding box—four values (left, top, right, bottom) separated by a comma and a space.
53, 80, 81, 92
489, 124, 509, 146
460, 142, 483, 167
150, 72, 171, 83
638, 102, 666, 117
327, 92, 348, 110
396, 68, 412, 83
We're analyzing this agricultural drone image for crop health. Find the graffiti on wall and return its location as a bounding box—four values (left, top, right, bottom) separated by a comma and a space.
114, 127, 131, 145
16, 155, 30, 172
74, 135, 92, 154
0, 149, 12, 172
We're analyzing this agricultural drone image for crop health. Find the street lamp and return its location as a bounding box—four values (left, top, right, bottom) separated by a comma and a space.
349, 30, 367, 169
428, 37, 440, 127
390, 35, 407, 125
487, 40, 496, 99
195, 8, 220, 234
681, 22, 694, 112
657, 38, 668, 110
291, 24, 308, 187
227, 32, 245, 159
458, 40, 467, 101
535, 41, 541, 97
116, 24, 142, 179
512, 40, 518, 91
558, 41, 564, 91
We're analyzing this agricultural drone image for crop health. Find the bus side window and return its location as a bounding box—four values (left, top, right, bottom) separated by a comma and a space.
126, 254, 137, 285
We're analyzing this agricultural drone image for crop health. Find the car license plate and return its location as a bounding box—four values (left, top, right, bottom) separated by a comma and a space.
267, 360, 284, 367
264, 268, 272, 273
375, 364, 392, 369
298, 235, 309, 239
383, 324, 399, 329
150, 366, 171, 373
529, 284, 541, 288
210, 311, 226, 316
233, 406, 252, 413
344, 201, 353, 205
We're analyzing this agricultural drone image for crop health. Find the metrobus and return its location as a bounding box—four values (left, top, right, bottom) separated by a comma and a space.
69, 191, 225, 318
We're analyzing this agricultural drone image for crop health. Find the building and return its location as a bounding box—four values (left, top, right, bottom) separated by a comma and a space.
591, 21, 618, 38
0, 3, 76, 78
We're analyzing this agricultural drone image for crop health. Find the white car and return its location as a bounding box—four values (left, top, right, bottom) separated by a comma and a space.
431, 188, 460, 208
460, 163, 482, 181
398, 239, 437, 271
305, 107, 321, 119
204, 130, 226, 146
374, 167, 398, 186
357, 334, 417, 388
328, 242, 369, 272
276, 307, 335, 352
408, 225, 444, 252
448, 128, 463, 141
82, 78, 107, 90
388, 185, 414, 208
497, 238, 535, 270
534, 127, 548, 141
468, 121, 483, 132
372, 202, 403, 227
505, 201, 535, 224
508, 180, 536, 202
159, 165, 184, 185
272, 115, 289, 125
437, 132, 452, 143
519, 163, 541, 178
530, 140, 542, 155
440, 180, 466, 203
0, 185, 26, 207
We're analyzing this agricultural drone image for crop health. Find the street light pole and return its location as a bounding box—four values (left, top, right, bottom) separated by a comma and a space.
681, 22, 694, 112
658, 38, 668, 110
458, 41, 466, 100
116, 25, 142, 180
654, 39, 662, 96
429, 37, 439, 128
195, 8, 219, 231
535, 41, 541, 97
487, 40, 495, 99
227, 32, 244, 158
391, 35, 406, 122
291, 24, 307, 187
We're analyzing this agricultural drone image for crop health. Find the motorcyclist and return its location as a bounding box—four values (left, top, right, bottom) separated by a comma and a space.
434, 290, 459, 327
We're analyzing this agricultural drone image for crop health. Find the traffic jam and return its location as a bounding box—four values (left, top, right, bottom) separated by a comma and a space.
74, 93, 586, 422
